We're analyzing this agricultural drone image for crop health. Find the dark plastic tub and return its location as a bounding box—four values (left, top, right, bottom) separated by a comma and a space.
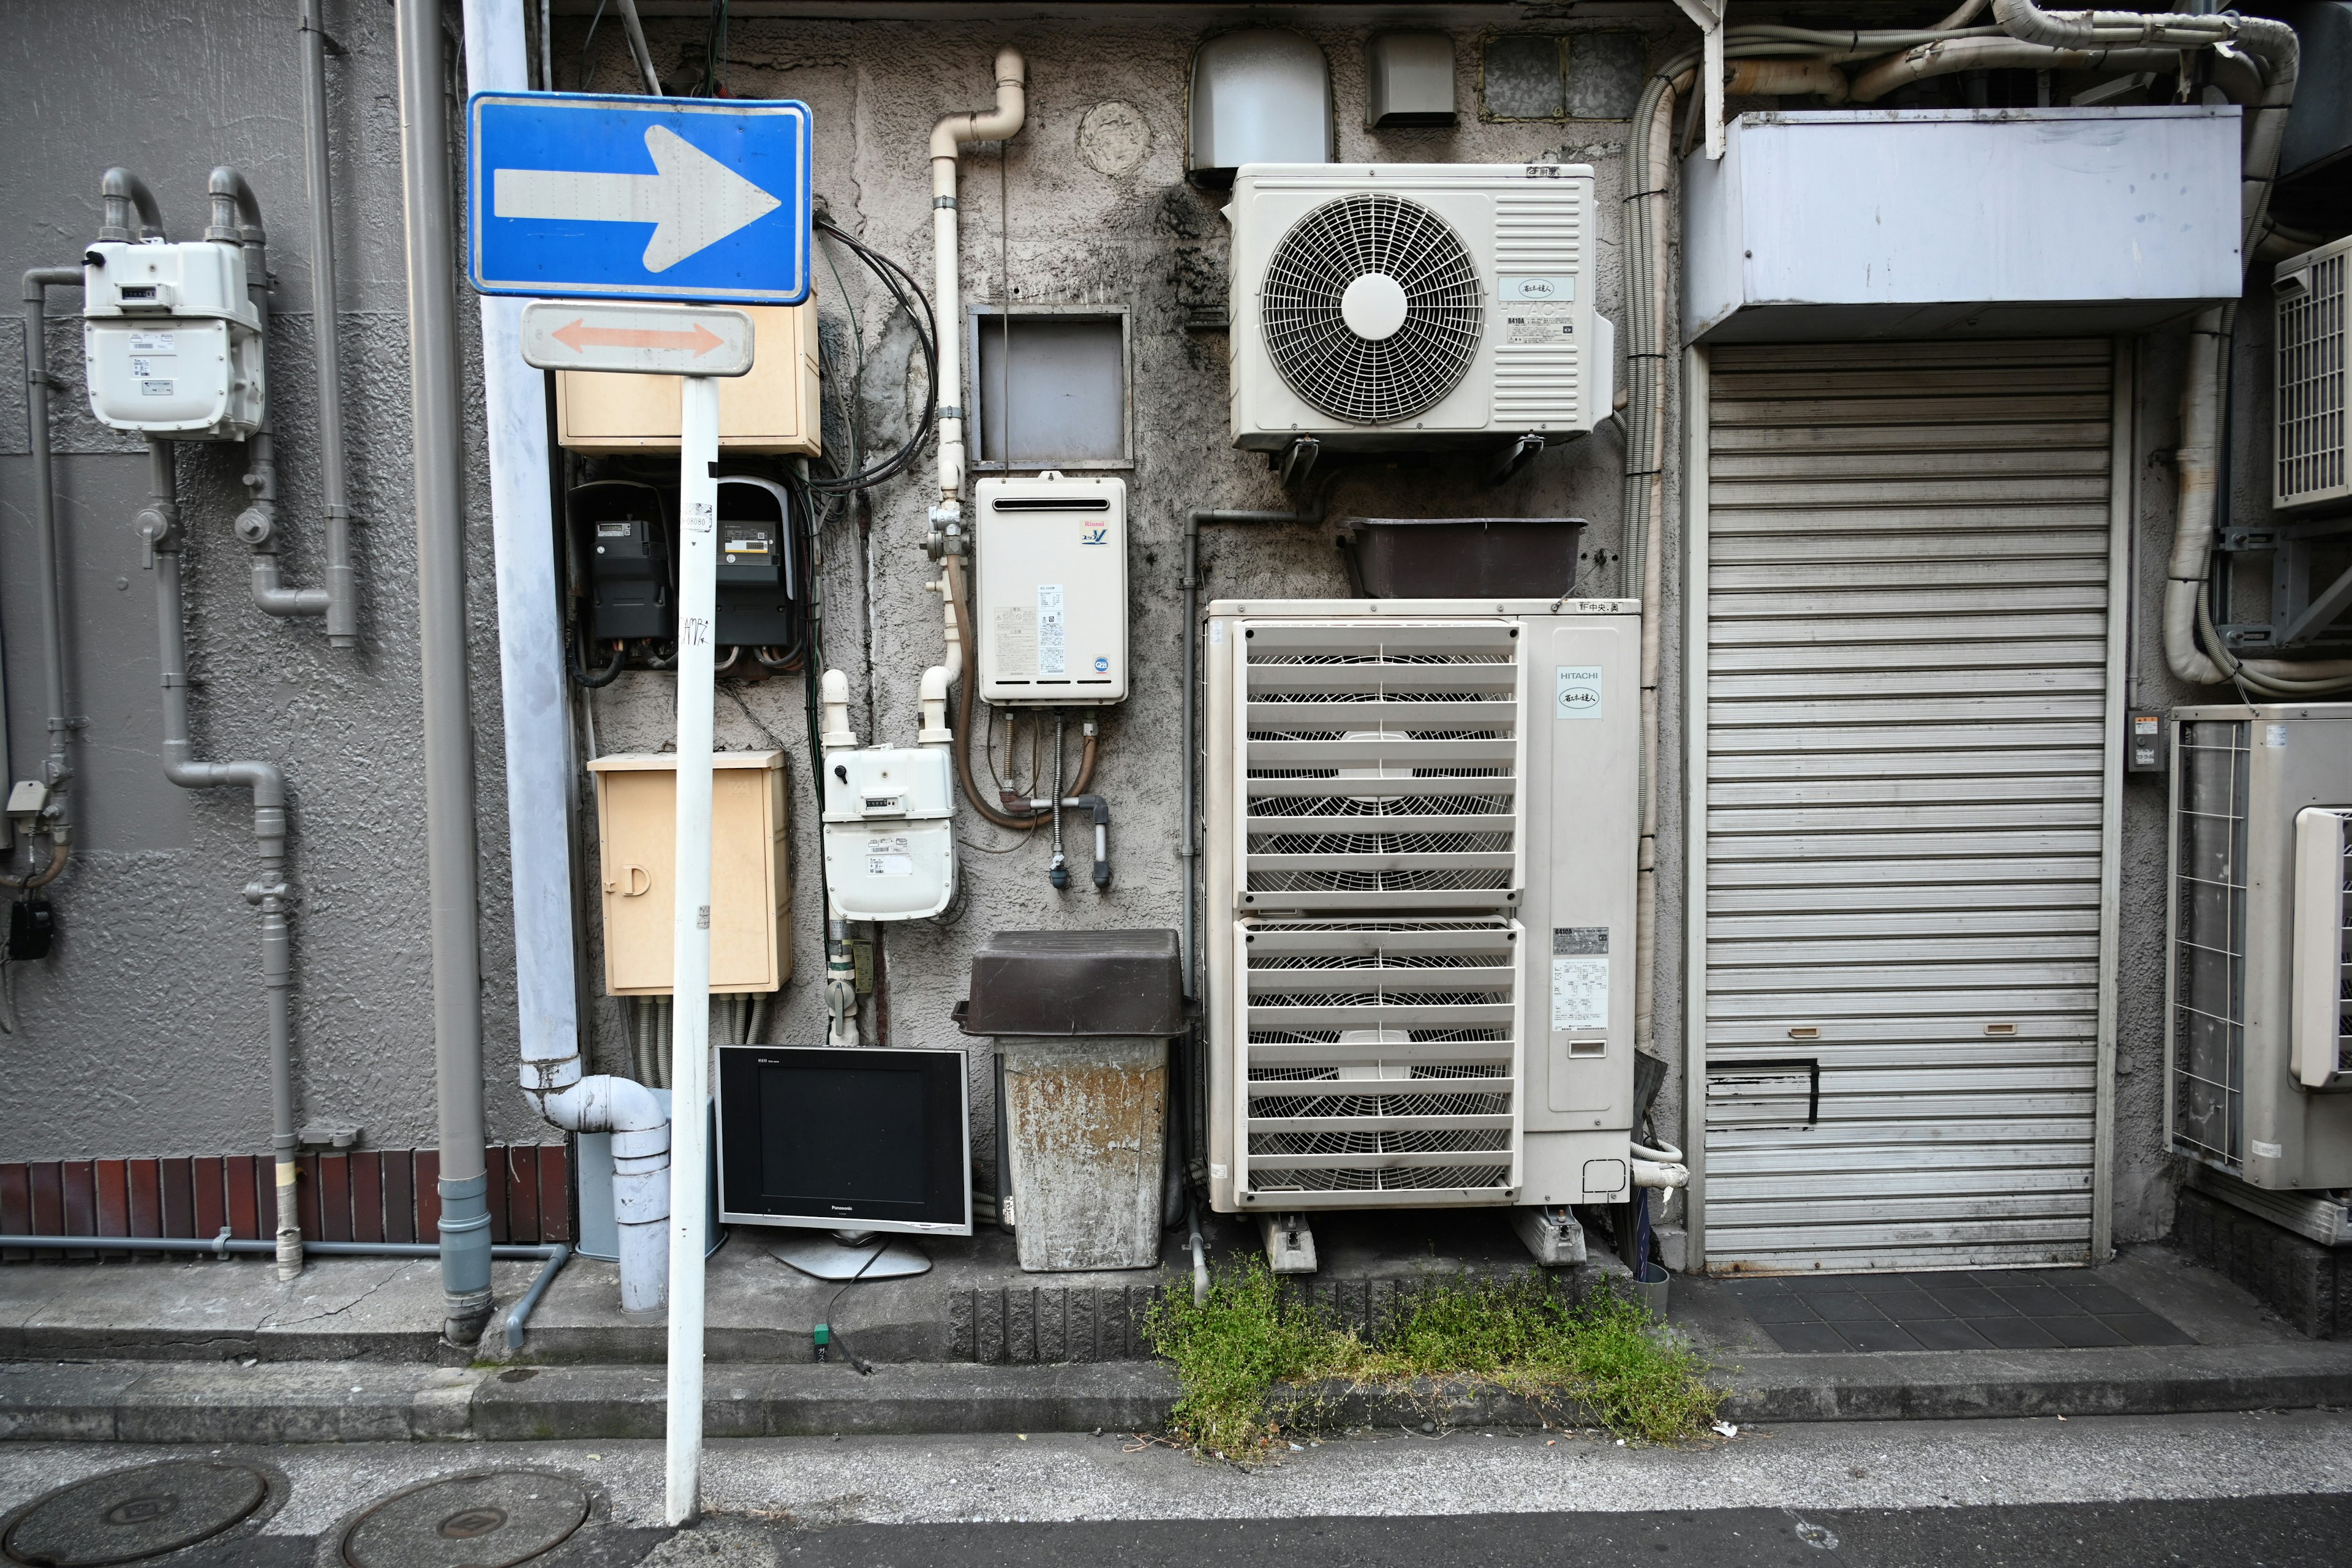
1335, 516, 1586, 600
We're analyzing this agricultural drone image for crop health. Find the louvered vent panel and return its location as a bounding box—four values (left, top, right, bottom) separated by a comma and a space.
1238, 620, 1526, 914
1241, 919, 1522, 1198
2277, 241, 2350, 511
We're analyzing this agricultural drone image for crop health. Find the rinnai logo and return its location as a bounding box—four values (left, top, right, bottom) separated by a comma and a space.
1080, 526, 1109, 546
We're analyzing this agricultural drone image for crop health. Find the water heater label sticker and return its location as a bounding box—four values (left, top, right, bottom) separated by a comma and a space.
994, 605, 1036, 678
128, 331, 176, 353
1555, 666, 1604, 719
1551, 927, 1608, 1032
1036, 584, 1067, 677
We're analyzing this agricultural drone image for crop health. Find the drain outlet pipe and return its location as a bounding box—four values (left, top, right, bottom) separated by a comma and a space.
4, 265, 88, 892
396, 0, 494, 1346
139, 438, 303, 1283
298, 0, 359, 646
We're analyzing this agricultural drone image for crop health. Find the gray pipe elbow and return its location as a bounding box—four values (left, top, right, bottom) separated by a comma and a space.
205, 167, 266, 247
99, 168, 166, 243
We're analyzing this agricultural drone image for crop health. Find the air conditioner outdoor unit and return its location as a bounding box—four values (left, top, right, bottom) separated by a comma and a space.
1226, 164, 1609, 453
2166, 705, 2352, 1193
1203, 599, 1640, 1218
2275, 233, 2350, 513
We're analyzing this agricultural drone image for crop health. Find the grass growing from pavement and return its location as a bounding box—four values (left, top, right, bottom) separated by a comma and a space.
1144, 1257, 1722, 1457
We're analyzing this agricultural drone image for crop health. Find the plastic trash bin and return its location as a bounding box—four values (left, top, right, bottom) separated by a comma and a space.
957, 930, 1185, 1272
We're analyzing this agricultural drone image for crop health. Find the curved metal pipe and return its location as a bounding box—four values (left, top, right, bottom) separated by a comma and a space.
98, 167, 166, 243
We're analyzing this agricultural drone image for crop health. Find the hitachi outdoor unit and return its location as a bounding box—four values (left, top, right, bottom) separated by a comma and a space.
1203, 599, 1642, 1215
2167, 705, 2352, 1192
1226, 165, 1609, 451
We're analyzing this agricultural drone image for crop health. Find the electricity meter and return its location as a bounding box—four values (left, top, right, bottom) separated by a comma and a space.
81, 239, 264, 440
821, 747, 957, 921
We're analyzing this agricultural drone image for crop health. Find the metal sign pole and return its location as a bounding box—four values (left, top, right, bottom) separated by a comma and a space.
665, 369, 721, 1527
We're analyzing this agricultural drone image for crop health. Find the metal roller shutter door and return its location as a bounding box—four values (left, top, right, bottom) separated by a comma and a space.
1695, 338, 2122, 1274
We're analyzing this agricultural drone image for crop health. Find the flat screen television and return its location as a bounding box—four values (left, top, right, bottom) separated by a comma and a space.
715, 1044, 971, 1235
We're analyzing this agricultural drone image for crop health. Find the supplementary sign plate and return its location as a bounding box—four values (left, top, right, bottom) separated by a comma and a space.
519, 301, 755, 376
469, 92, 810, 304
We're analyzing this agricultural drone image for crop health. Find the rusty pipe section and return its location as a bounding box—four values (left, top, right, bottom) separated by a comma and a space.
141, 437, 304, 1281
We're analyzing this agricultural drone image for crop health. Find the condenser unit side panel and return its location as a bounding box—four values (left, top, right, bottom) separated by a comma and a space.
1696, 339, 2117, 1274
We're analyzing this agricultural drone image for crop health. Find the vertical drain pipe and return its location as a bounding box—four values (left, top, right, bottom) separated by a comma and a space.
396, 0, 493, 1344
298, 0, 358, 646
4, 265, 88, 892
137, 440, 303, 1281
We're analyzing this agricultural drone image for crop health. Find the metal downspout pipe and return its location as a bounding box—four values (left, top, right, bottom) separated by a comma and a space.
6, 265, 87, 892
459, 0, 676, 1317
138, 439, 304, 1282
395, 0, 493, 1346
298, 0, 360, 646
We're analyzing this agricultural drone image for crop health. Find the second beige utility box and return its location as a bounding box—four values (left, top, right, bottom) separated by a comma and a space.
589, 751, 792, 995
556, 302, 821, 456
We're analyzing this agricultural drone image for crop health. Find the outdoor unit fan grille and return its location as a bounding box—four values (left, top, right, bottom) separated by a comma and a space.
1261, 194, 1484, 426
2277, 245, 2348, 509
1240, 919, 1520, 1196
1238, 620, 1525, 913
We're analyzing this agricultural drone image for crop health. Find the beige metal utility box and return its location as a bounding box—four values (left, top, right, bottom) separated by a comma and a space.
589, 751, 792, 995
555, 302, 820, 456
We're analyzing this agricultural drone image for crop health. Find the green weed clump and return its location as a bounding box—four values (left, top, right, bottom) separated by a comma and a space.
1144, 1259, 1722, 1456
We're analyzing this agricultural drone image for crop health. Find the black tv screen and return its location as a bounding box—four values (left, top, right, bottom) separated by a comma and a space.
716, 1046, 971, 1234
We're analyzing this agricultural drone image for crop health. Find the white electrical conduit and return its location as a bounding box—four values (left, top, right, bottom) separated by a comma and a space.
463, 0, 676, 1316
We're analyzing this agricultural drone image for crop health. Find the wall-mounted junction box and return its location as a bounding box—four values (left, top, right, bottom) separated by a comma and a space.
556, 301, 819, 455
81, 240, 264, 440
820, 747, 957, 921
972, 473, 1128, 706
589, 751, 791, 995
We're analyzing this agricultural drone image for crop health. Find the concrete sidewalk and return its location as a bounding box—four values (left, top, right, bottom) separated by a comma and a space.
2, 1214, 2346, 1441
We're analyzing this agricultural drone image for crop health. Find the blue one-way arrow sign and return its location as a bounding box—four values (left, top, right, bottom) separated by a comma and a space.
468, 92, 810, 305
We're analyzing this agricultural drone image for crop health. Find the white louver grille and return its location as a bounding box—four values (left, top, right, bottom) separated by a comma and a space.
2277, 238, 2350, 511
1240, 919, 1523, 1197
1237, 620, 1526, 913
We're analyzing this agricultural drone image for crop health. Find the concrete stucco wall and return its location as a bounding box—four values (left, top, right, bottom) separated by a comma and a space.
0, 0, 2263, 1256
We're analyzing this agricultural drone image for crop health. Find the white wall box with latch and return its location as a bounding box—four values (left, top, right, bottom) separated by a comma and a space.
972, 473, 1128, 706
588, 750, 791, 995
81, 239, 265, 439
821, 746, 957, 919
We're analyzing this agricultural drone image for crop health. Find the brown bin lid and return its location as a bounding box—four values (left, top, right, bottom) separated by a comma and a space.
959, 929, 1185, 1038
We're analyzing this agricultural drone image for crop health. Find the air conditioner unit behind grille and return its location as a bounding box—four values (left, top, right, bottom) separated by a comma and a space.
2166, 705, 2352, 1192
1228, 165, 1608, 453
2275, 234, 2350, 511
1206, 600, 1642, 1218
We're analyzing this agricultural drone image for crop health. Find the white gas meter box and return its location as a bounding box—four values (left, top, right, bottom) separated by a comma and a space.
821, 747, 957, 920
81, 240, 265, 440
972, 473, 1128, 706
1227, 164, 1608, 452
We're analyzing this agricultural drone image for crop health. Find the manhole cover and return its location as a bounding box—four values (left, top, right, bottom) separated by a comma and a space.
341, 1472, 589, 1568
4, 1460, 268, 1566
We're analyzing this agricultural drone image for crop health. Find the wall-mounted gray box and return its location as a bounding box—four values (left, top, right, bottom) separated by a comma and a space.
1366, 32, 1455, 128
967, 306, 1134, 470
1682, 107, 2244, 342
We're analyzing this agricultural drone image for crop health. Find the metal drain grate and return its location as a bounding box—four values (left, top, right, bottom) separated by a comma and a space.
4, 1461, 270, 1567
340, 1471, 589, 1568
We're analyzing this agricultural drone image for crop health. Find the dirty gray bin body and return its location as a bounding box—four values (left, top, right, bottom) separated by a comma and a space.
962, 930, 1184, 1273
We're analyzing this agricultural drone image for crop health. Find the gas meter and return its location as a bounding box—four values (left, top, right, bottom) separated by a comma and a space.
81, 240, 265, 440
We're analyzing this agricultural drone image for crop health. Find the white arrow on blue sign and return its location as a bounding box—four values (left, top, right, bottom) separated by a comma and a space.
468, 92, 811, 305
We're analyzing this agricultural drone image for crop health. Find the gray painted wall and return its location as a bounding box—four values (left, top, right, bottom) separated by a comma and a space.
0, 0, 2260, 1255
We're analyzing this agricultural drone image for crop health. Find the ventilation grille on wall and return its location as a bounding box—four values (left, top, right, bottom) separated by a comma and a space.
1241, 919, 1521, 1196
1238, 620, 1525, 913
2277, 238, 2349, 511
2173, 718, 2250, 1169
1261, 194, 1484, 425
